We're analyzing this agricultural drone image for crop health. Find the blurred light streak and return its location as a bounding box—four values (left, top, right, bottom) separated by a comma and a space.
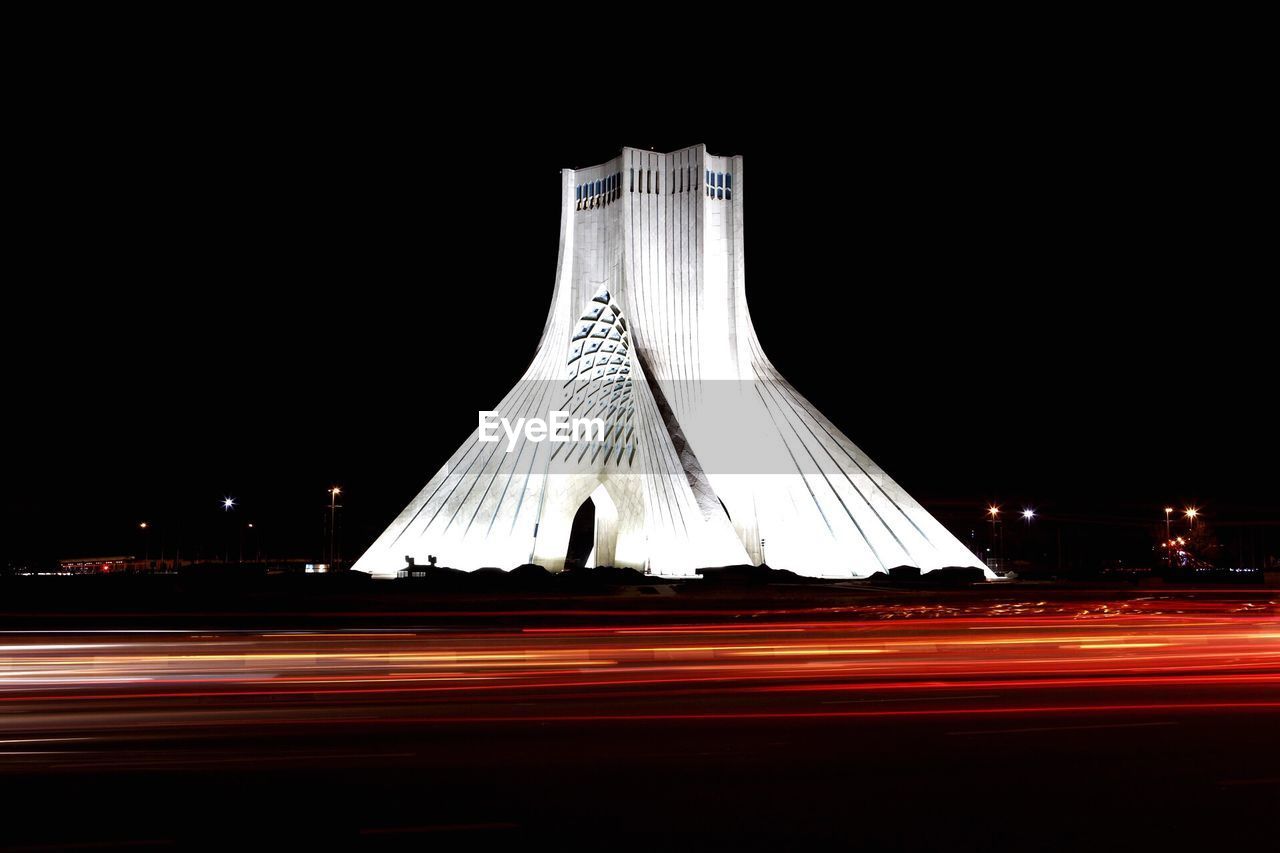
0, 594, 1275, 770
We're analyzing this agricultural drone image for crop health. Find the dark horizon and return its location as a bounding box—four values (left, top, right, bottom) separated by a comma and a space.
7, 119, 1275, 568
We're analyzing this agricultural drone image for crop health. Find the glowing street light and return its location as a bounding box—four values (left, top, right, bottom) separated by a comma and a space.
1022, 508, 1035, 523
987, 506, 1001, 572
222, 497, 236, 511
328, 487, 342, 567
244, 522, 257, 562
1185, 507, 1199, 531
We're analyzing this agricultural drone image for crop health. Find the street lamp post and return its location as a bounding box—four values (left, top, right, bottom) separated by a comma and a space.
1019, 509, 1035, 572
1164, 508, 1174, 568
988, 506, 1000, 572
222, 497, 236, 563
329, 487, 341, 567
139, 522, 150, 570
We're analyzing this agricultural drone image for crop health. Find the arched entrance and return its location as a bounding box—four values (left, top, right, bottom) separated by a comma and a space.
563, 498, 595, 571
563, 482, 621, 570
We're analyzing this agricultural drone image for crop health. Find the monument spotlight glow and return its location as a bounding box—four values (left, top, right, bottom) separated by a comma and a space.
353, 145, 989, 579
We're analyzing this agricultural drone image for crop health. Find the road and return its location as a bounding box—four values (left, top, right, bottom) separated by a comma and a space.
1, 590, 1276, 849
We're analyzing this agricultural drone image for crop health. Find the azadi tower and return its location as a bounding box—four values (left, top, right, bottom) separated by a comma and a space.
352, 145, 988, 579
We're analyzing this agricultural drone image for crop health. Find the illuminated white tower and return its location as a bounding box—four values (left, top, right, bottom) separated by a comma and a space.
352, 145, 988, 579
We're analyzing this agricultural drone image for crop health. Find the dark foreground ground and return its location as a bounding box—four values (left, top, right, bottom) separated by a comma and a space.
0, 581, 1276, 850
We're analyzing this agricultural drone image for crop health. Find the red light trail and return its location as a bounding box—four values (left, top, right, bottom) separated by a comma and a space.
0, 593, 1275, 761
1, 591, 1276, 849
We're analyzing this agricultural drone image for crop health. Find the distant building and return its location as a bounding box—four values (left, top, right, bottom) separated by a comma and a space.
59, 556, 134, 574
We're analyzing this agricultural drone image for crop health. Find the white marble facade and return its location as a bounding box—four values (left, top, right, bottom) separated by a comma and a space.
352, 145, 988, 579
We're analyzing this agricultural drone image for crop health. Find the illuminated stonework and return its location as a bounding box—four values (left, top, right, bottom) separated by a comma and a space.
557, 287, 636, 468
352, 145, 988, 579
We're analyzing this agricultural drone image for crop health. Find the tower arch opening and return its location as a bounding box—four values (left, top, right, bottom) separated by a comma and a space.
563, 482, 621, 570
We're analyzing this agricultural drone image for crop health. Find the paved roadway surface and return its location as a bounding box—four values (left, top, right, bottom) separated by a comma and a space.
0, 589, 1276, 850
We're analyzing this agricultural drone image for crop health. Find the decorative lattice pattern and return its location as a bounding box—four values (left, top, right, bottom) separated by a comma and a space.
556, 287, 635, 466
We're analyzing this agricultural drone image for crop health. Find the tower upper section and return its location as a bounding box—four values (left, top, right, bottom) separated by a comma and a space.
544, 145, 750, 384
564, 145, 737, 211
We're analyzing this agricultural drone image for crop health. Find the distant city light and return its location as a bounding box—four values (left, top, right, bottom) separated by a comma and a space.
1022, 509, 1035, 521
1185, 507, 1199, 520
222, 497, 236, 510
139, 522, 148, 529
988, 506, 1000, 518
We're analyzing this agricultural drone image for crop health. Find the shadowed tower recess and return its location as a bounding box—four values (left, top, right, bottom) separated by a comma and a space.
352, 145, 988, 579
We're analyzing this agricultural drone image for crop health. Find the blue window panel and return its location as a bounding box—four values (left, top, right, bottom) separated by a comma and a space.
726, 174, 732, 189
595, 179, 602, 195
576, 185, 581, 201
717, 186, 723, 199
717, 172, 724, 187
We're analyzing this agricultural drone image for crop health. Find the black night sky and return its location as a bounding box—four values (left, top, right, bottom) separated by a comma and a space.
7, 44, 1279, 853
5, 87, 1275, 570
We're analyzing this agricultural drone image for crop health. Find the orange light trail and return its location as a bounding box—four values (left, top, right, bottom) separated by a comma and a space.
0, 594, 1275, 772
